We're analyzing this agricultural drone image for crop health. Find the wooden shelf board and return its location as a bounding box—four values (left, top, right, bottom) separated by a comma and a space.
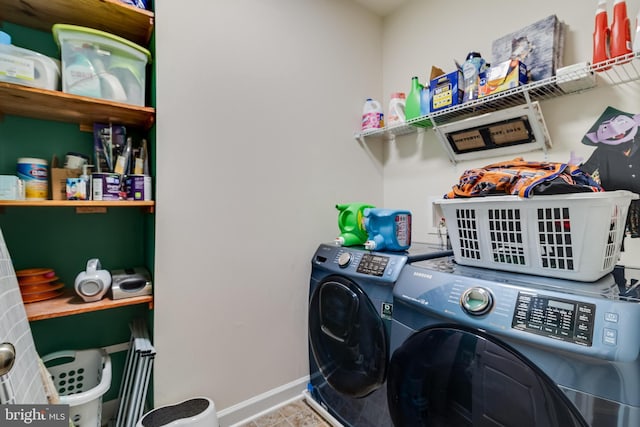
0, 0, 154, 46
0, 200, 154, 207
0, 82, 155, 130
25, 288, 153, 321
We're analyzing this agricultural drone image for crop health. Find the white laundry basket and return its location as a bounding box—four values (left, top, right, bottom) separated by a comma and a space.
42, 348, 112, 427
434, 190, 638, 281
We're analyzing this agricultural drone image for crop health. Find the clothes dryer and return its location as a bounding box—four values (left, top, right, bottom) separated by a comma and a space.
388, 257, 640, 427
307, 243, 451, 427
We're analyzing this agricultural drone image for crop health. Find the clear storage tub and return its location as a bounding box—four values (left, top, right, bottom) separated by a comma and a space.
52, 24, 151, 106
0, 30, 60, 90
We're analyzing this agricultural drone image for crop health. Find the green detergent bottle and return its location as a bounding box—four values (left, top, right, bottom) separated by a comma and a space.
335, 203, 375, 246
405, 76, 423, 121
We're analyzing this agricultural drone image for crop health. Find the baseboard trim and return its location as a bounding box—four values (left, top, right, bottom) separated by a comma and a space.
217, 376, 309, 427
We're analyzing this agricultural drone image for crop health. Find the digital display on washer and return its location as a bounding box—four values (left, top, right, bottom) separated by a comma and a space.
356, 254, 389, 277
512, 292, 596, 346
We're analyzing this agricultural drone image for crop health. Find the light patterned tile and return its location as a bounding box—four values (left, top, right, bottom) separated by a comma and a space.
250, 399, 334, 427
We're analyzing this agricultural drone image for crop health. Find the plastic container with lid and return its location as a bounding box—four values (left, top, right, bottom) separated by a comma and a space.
593, 0, 611, 70
52, 24, 152, 106
610, 0, 633, 61
0, 30, 60, 90
462, 52, 487, 103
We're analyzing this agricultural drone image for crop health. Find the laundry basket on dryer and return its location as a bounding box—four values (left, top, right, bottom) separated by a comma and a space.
43, 348, 112, 427
434, 190, 638, 281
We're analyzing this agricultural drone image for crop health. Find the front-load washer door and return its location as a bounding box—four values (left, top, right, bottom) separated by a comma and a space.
309, 275, 388, 398
387, 325, 589, 427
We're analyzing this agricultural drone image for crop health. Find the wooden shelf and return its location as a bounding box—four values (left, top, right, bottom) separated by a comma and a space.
0, 200, 155, 214
25, 288, 153, 321
0, 82, 155, 130
0, 200, 154, 207
0, 0, 154, 46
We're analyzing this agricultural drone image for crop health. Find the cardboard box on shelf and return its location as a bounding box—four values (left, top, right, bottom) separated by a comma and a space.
479, 59, 528, 98
430, 69, 463, 112
50, 156, 81, 201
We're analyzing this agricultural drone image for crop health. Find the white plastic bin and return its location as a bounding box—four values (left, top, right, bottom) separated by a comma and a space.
0, 30, 60, 90
52, 24, 151, 106
434, 190, 638, 281
42, 348, 112, 427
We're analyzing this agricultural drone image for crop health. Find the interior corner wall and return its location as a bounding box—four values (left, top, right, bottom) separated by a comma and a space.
153, 0, 384, 412
381, 0, 640, 253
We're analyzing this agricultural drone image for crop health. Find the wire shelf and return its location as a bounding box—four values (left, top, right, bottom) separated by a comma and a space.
355, 51, 640, 141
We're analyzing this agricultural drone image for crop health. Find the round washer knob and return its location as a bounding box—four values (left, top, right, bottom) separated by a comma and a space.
461, 287, 493, 315
338, 252, 352, 268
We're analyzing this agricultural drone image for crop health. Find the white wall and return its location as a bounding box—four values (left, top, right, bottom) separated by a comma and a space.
153, 0, 385, 412
382, 0, 640, 257
153, 0, 640, 417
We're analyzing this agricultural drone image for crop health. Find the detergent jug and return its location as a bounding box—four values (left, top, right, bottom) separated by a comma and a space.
335, 203, 375, 246
361, 98, 384, 131
593, 0, 611, 69
387, 92, 406, 126
405, 76, 423, 121
610, 0, 633, 61
363, 208, 412, 251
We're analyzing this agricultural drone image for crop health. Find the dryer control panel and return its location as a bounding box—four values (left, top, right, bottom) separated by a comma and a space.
512, 292, 596, 346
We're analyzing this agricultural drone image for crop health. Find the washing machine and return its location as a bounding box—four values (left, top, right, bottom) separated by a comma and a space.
307, 242, 452, 427
388, 256, 640, 427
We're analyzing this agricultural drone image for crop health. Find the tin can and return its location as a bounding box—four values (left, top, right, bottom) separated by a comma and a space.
16, 158, 48, 200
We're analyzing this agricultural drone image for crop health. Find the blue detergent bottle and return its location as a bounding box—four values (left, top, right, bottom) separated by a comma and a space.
363, 208, 412, 251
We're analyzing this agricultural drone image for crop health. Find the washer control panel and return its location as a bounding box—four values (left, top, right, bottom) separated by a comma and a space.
512, 292, 596, 346
312, 243, 409, 283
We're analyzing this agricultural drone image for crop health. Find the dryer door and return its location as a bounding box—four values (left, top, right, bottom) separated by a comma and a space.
309, 275, 388, 398
387, 325, 589, 427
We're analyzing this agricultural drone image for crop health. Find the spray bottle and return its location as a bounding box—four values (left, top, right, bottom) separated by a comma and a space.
611, 0, 632, 61
593, 0, 611, 70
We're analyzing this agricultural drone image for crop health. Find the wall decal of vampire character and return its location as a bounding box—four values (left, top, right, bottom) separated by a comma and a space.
581, 106, 640, 237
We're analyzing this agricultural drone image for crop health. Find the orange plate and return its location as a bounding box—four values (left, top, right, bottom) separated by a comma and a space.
16, 268, 55, 278
18, 275, 59, 286
22, 289, 63, 304
20, 282, 64, 296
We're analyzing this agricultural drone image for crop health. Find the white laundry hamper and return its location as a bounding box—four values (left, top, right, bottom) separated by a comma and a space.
42, 348, 112, 427
434, 190, 638, 281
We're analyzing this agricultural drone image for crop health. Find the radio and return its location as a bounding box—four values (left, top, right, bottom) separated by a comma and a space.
110, 267, 152, 300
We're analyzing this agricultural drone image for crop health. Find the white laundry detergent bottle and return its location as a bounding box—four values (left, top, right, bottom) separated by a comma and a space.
361, 98, 384, 131
387, 92, 406, 126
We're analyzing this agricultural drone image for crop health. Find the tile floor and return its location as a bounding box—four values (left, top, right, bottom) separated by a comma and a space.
238, 398, 333, 427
